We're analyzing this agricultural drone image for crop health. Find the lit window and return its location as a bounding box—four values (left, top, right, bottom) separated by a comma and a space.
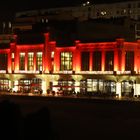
86, 79, 104, 92
0, 79, 9, 91
45, 19, 48, 23
12, 53, 14, 59
19, 53, 25, 70
19, 79, 31, 93
28, 52, 34, 71
60, 52, 72, 71
57, 79, 75, 92
51, 51, 54, 58
123, 9, 126, 13
101, 11, 107, 16
41, 19, 44, 23
122, 80, 133, 96
36, 52, 42, 71
8, 22, 12, 28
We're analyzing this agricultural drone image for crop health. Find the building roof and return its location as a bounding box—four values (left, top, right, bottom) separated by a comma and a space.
16, 31, 44, 44
48, 18, 136, 45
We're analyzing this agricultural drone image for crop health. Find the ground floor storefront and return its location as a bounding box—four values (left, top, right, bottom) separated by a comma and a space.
0, 73, 140, 97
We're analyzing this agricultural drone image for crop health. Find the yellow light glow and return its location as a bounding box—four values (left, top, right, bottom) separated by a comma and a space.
13, 80, 18, 92
116, 82, 121, 98
75, 81, 80, 93
135, 84, 140, 96
42, 80, 46, 94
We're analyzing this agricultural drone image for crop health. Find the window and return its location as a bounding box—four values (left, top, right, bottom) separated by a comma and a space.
104, 80, 116, 93
60, 52, 72, 71
12, 53, 14, 59
28, 53, 34, 71
0, 79, 9, 91
81, 52, 89, 71
87, 79, 104, 93
36, 52, 42, 71
83, 79, 116, 94
32, 78, 42, 92
105, 51, 114, 71
93, 51, 101, 71
0, 54, 8, 70
19, 53, 25, 70
19, 79, 31, 93
121, 81, 133, 96
125, 51, 134, 71
58, 80, 75, 92
80, 80, 87, 93
51, 51, 54, 58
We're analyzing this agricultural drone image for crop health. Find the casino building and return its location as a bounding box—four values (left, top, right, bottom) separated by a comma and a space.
0, 33, 140, 97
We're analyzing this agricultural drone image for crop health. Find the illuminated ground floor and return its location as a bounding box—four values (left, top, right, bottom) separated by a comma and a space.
0, 73, 140, 97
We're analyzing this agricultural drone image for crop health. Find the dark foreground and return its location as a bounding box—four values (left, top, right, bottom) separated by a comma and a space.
0, 94, 140, 140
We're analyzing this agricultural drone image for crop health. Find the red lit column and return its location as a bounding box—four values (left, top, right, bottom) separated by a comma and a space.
116, 38, 125, 71
34, 52, 36, 71
117, 50, 122, 71
114, 49, 118, 71
102, 51, 105, 71
25, 52, 28, 71
121, 50, 125, 71
75, 46, 81, 72
7, 50, 11, 73
44, 33, 49, 73
89, 52, 92, 71
54, 50, 60, 72
134, 49, 138, 72
10, 35, 17, 72
15, 48, 19, 72
136, 51, 140, 72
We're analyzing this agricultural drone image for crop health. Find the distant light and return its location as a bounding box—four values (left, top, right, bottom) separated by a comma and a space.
46, 19, 48, 23
41, 18, 44, 23
9, 22, 12, 28
82, 1, 90, 6
101, 11, 107, 16
123, 9, 126, 13
83, 3, 86, 6
87, 1, 90, 5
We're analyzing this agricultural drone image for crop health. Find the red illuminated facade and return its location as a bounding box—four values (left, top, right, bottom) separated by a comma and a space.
0, 33, 140, 97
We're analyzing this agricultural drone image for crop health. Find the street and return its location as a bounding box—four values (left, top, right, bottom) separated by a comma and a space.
0, 94, 140, 140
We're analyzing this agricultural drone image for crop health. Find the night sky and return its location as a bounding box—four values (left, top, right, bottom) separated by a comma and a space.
0, 0, 137, 21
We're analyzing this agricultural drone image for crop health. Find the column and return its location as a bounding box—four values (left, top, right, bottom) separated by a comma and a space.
25, 52, 28, 71
74, 43, 81, 72
114, 49, 118, 71
34, 52, 36, 72
8, 50, 11, 73
121, 50, 125, 71
89, 52, 92, 71
116, 82, 121, 97
54, 50, 60, 72
101, 51, 105, 71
